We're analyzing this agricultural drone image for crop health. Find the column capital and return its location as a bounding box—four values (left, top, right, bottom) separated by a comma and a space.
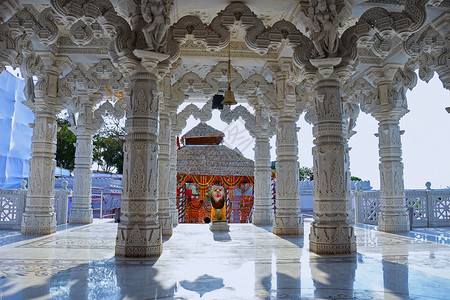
362, 66, 417, 121
22, 53, 74, 115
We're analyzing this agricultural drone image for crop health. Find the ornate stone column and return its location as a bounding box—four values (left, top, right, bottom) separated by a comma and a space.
156, 69, 175, 234
309, 60, 356, 254
273, 113, 303, 235
113, 0, 172, 257
250, 99, 275, 225
21, 55, 71, 235
252, 135, 273, 225
157, 108, 173, 236
364, 66, 416, 233
69, 93, 101, 224
169, 132, 179, 226
375, 113, 409, 232
115, 65, 164, 257
21, 108, 58, 235
265, 62, 304, 236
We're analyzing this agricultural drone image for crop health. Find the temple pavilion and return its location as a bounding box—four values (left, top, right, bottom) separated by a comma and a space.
176, 123, 255, 223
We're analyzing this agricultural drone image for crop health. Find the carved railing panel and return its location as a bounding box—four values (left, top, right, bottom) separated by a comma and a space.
430, 191, 450, 227
0, 182, 27, 229
405, 191, 428, 227
354, 187, 450, 228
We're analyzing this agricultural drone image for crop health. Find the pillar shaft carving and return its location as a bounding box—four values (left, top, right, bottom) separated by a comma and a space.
252, 136, 273, 225
273, 114, 303, 235
116, 67, 162, 257
69, 97, 97, 224
21, 55, 71, 235
376, 117, 409, 232
309, 77, 356, 254
157, 109, 173, 236
169, 132, 178, 226
21, 110, 58, 235
363, 66, 414, 233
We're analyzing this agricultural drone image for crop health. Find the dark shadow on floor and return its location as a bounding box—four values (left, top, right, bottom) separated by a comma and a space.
179, 274, 225, 297
213, 231, 231, 242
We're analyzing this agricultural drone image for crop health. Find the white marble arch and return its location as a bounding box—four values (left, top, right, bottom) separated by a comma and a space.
63, 60, 127, 225
169, 61, 279, 226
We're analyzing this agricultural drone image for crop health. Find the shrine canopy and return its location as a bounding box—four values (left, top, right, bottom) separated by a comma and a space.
177, 122, 254, 190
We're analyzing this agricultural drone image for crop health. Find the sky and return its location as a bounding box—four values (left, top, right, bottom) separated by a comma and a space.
180, 74, 450, 190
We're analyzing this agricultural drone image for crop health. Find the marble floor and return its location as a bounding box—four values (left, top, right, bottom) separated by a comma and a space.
1, 219, 450, 300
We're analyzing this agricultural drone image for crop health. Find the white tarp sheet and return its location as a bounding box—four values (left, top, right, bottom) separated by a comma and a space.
0, 71, 34, 188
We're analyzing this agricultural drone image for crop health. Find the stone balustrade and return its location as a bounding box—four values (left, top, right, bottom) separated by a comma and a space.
353, 182, 450, 228
1, 180, 72, 229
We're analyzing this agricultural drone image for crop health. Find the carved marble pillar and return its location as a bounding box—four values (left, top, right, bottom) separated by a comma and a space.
20, 56, 69, 235
309, 77, 356, 254
21, 109, 58, 235
157, 109, 173, 236
273, 114, 303, 235
375, 112, 409, 232
69, 95, 99, 224
169, 132, 179, 226
252, 136, 273, 225
363, 66, 415, 233
115, 66, 162, 257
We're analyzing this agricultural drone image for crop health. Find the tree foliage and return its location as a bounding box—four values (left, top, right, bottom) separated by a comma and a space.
299, 166, 313, 181
56, 118, 77, 171
351, 176, 362, 181
93, 120, 125, 174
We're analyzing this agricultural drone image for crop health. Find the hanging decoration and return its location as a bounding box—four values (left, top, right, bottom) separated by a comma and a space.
104, 85, 124, 103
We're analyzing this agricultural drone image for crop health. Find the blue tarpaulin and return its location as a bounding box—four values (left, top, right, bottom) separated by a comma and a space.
0, 71, 34, 188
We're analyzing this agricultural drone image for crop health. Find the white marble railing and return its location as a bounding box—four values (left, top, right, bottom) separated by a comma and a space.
0, 180, 27, 230
0, 180, 72, 229
353, 182, 450, 228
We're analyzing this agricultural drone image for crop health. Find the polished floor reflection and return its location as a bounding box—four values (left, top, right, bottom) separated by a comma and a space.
1, 219, 450, 299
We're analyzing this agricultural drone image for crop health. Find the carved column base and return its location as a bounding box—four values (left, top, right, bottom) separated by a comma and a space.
252, 206, 273, 225
309, 222, 356, 254
273, 215, 304, 235
159, 215, 173, 236
115, 224, 162, 257
69, 208, 93, 224
378, 212, 410, 232
21, 212, 56, 235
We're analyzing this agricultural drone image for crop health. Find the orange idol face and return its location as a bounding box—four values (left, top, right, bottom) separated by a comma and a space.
211, 186, 224, 201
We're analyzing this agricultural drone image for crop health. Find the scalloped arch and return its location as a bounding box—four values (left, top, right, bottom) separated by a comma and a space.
167, 2, 313, 70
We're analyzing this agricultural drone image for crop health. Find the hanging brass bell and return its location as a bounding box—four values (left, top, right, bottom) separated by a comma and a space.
221, 89, 237, 106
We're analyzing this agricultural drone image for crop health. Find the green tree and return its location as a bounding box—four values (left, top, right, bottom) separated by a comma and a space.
299, 166, 313, 181
56, 118, 77, 171
351, 176, 362, 181
93, 122, 125, 174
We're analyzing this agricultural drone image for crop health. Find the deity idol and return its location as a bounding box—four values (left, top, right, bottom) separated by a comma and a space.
210, 185, 227, 222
